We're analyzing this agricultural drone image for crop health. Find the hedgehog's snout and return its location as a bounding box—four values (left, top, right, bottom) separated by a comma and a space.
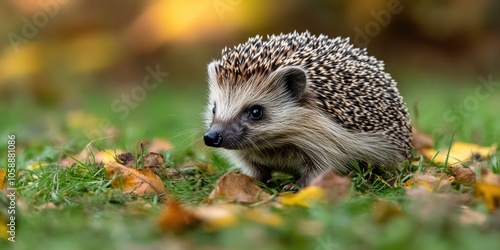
204, 130, 223, 147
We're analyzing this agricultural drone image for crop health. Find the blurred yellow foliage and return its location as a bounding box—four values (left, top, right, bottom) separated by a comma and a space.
0, 43, 42, 81
61, 32, 121, 73
281, 186, 326, 208
421, 142, 497, 166
0, 169, 6, 190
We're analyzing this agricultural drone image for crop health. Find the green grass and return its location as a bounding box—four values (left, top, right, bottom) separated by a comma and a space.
1, 74, 500, 250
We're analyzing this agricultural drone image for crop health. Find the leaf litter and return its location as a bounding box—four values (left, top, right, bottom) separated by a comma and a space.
19, 130, 500, 243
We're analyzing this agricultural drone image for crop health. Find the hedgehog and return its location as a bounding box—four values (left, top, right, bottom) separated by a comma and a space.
203, 31, 412, 188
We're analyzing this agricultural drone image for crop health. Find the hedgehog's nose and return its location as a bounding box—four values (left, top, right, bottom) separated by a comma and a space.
204, 131, 223, 147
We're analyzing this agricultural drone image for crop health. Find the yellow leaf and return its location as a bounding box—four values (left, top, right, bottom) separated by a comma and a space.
158, 199, 200, 232
0, 215, 8, 240
193, 204, 240, 230
104, 161, 165, 195
27, 161, 49, 170
372, 200, 402, 224
281, 186, 326, 207
421, 142, 497, 166
0, 169, 6, 190
244, 209, 283, 227
403, 172, 451, 192
61, 147, 122, 167
475, 168, 500, 212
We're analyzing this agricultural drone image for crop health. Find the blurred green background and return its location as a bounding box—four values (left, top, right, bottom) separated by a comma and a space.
1, 0, 499, 151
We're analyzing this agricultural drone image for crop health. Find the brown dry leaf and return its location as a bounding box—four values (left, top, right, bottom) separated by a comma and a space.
144, 152, 165, 168
405, 187, 472, 222
309, 170, 351, 202
147, 138, 174, 153
0, 169, 6, 190
475, 168, 500, 212
449, 164, 476, 186
372, 200, 403, 224
403, 171, 451, 192
104, 161, 165, 195
207, 172, 271, 204
411, 127, 434, 151
458, 206, 487, 225
117, 152, 135, 167
421, 142, 497, 166
281, 186, 326, 207
158, 199, 200, 232
143, 152, 168, 178
117, 152, 168, 178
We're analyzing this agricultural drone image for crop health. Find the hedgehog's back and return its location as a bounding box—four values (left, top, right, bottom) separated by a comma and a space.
213, 32, 413, 157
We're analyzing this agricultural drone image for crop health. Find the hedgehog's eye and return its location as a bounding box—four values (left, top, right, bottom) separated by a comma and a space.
212, 104, 216, 115
248, 105, 263, 120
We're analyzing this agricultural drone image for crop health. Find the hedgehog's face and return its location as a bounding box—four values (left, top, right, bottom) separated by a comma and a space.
204, 63, 308, 150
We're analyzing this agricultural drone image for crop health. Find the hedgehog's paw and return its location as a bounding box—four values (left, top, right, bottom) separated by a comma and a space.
282, 183, 300, 191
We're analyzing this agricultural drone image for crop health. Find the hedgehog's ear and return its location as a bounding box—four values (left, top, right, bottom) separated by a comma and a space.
207, 61, 219, 85
269, 66, 307, 100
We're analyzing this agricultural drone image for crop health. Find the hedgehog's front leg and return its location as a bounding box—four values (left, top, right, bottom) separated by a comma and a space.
248, 163, 272, 184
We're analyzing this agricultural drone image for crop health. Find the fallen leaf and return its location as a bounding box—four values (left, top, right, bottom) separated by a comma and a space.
403, 171, 451, 192
281, 186, 326, 207
143, 152, 165, 168
27, 161, 49, 170
372, 199, 402, 224
244, 208, 283, 227
421, 142, 497, 166
179, 161, 217, 175
448, 164, 476, 186
60, 147, 123, 167
144, 152, 167, 177
158, 199, 200, 232
309, 170, 351, 202
0, 169, 6, 190
192, 204, 241, 230
208, 172, 271, 204
411, 127, 434, 151
475, 168, 500, 212
405, 187, 472, 222
147, 138, 174, 153
0, 214, 8, 240
117, 152, 135, 167
104, 161, 165, 195
34, 202, 59, 211
458, 206, 486, 225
